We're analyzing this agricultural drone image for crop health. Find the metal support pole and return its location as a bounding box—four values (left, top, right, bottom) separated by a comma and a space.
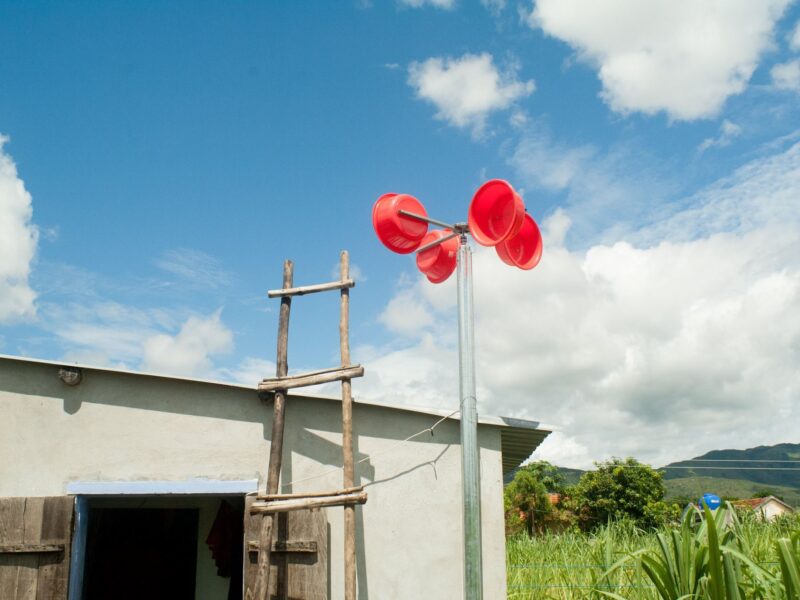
456, 237, 483, 600
398, 209, 457, 230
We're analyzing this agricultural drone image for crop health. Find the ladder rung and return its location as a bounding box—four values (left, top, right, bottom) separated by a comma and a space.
258, 365, 364, 392
250, 492, 368, 514
247, 540, 318, 554
267, 279, 355, 298
257, 486, 364, 501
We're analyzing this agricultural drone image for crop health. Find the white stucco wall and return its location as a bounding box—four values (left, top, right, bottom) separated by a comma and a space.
0, 358, 507, 599
760, 499, 792, 521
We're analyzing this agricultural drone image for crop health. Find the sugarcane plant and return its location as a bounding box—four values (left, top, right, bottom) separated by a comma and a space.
596, 503, 800, 600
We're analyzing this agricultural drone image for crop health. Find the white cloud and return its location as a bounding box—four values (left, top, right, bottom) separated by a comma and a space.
368, 141, 800, 469
481, 0, 506, 15
214, 356, 277, 387
790, 20, 800, 51
408, 53, 535, 136
509, 110, 529, 129
329, 260, 366, 283
511, 129, 596, 190
142, 309, 234, 377
48, 302, 179, 362
48, 301, 235, 379
771, 59, 800, 92
698, 120, 743, 152
510, 124, 673, 243
354, 334, 462, 410
60, 349, 127, 369
379, 287, 436, 337
636, 139, 800, 244
529, 0, 790, 120
399, 0, 455, 8
0, 135, 38, 322
155, 247, 233, 288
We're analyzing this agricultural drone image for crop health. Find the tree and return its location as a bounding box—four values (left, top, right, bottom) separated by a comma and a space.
518, 461, 567, 495
503, 465, 555, 535
569, 457, 677, 529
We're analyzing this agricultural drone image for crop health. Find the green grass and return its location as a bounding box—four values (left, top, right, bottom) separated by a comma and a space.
506, 510, 800, 599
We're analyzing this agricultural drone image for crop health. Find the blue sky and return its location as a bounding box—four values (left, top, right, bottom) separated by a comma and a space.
2, 0, 800, 467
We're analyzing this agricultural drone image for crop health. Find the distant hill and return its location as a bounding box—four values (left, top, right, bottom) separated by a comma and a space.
663, 476, 800, 507
662, 442, 800, 489
556, 466, 585, 486
507, 443, 800, 504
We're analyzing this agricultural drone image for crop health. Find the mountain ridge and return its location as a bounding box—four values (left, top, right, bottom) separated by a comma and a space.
535, 442, 800, 504
661, 442, 800, 488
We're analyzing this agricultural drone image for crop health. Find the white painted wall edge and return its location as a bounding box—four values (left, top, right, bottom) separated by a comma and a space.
66, 478, 258, 495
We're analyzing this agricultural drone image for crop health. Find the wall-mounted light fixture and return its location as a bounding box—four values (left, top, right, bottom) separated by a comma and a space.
58, 367, 83, 386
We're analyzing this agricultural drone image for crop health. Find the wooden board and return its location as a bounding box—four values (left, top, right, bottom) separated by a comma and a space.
244, 496, 328, 600
0, 497, 74, 600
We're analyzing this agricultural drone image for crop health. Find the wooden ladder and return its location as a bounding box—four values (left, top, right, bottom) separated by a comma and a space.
250, 250, 365, 600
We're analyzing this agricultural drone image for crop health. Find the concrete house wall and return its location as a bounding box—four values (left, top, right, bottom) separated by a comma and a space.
750, 497, 795, 521
0, 356, 538, 599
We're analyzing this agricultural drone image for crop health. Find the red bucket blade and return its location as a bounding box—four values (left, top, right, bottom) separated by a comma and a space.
372, 193, 429, 254
416, 229, 460, 283
495, 213, 543, 270
468, 179, 525, 247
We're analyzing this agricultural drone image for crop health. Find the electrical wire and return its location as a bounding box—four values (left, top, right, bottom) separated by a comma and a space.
678, 459, 800, 463
662, 466, 800, 471
279, 408, 461, 491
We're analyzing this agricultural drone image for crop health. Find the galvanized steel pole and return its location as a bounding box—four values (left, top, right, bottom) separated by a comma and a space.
456, 235, 483, 600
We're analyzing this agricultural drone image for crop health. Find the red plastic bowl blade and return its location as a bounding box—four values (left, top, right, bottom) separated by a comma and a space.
416, 230, 459, 283
372, 193, 429, 254
468, 179, 526, 247
495, 213, 543, 270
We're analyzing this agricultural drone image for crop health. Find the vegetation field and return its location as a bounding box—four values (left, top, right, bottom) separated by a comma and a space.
506, 509, 800, 599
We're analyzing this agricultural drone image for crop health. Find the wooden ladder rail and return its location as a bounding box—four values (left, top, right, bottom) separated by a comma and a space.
252, 259, 293, 600
340, 250, 357, 600
252, 251, 360, 600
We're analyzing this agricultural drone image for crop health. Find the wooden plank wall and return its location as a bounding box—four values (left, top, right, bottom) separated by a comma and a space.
0, 497, 74, 600
244, 496, 327, 600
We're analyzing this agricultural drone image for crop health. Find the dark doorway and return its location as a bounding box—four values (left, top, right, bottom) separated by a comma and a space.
83, 507, 199, 600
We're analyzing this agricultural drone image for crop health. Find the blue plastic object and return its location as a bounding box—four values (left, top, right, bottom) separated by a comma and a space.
699, 493, 721, 510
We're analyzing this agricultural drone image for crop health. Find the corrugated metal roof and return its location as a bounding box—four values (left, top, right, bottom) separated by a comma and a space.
0, 353, 552, 475
499, 422, 552, 474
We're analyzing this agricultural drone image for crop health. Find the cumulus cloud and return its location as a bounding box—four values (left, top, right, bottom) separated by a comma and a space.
379, 287, 436, 337
142, 309, 234, 377
408, 53, 535, 136
698, 120, 743, 153
528, 0, 790, 120
365, 141, 800, 468
0, 135, 38, 322
47, 300, 235, 379
771, 59, 800, 92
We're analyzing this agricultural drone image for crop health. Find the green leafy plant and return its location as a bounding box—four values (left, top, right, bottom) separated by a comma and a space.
776, 532, 800, 599
570, 458, 672, 530
505, 466, 552, 536
506, 506, 800, 599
